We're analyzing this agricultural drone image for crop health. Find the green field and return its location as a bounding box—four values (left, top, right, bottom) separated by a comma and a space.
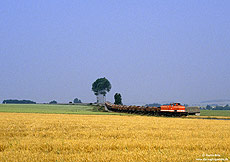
0, 104, 126, 115
200, 110, 230, 117
1, 104, 230, 117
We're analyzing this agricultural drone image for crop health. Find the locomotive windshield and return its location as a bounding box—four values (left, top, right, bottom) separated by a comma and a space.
173, 103, 181, 106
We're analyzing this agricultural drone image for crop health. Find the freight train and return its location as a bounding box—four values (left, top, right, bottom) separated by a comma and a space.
105, 102, 189, 116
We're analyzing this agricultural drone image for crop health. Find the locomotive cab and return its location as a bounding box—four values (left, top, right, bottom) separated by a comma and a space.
173, 103, 181, 106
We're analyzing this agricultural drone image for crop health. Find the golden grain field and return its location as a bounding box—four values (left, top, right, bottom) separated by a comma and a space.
0, 113, 229, 162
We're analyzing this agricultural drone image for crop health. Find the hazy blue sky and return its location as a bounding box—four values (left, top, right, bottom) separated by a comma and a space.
1, 0, 230, 105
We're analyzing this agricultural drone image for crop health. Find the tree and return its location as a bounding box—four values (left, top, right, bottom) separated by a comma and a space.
206, 105, 212, 110
49, 100, 57, 104
92, 77, 111, 103
73, 98, 82, 103
114, 93, 122, 105
184, 104, 189, 107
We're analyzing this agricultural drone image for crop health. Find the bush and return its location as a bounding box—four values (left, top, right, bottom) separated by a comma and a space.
92, 105, 106, 112
49, 100, 57, 104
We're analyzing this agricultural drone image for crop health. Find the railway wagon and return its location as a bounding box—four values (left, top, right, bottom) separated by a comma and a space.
185, 106, 200, 116
105, 102, 188, 116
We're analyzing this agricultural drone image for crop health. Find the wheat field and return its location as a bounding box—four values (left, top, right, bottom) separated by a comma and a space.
0, 113, 229, 162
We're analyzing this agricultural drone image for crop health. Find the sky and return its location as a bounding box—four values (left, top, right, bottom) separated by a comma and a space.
0, 0, 230, 105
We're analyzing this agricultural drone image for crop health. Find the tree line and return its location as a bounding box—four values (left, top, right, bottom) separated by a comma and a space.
2, 99, 36, 104
204, 104, 230, 110
2, 98, 82, 104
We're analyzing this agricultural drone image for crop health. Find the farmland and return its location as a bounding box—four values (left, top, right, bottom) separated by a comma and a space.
0, 113, 230, 162
200, 110, 230, 117
0, 104, 125, 115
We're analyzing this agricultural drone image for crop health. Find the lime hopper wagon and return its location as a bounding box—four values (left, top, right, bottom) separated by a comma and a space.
105, 102, 200, 116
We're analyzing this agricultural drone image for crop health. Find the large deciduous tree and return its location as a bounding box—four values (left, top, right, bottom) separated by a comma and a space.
92, 77, 111, 103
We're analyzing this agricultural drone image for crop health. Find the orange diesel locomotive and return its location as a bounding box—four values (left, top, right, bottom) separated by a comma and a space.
159, 103, 187, 116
